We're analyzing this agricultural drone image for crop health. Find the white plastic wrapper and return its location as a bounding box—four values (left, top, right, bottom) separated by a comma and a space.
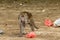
53, 18, 60, 26
0, 30, 4, 34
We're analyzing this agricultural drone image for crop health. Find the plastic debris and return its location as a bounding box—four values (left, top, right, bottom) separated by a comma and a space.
26, 32, 36, 38
0, 30, 4, 34
53, 18, 60, 26
44, 19, 53, 27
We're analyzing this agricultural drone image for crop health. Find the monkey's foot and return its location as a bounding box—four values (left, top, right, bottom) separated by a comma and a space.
22, 33, 27, 35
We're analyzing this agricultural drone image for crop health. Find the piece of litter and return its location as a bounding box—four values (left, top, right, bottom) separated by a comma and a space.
53, 18, 60, 26
26, 32, 36, 38
44, 19, 53, 27
0, 30, 4, 34
42, 9, 45, 12
20, 3, 23, 6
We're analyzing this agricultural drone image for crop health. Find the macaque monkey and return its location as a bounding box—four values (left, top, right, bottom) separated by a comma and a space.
18, 11, 39, 37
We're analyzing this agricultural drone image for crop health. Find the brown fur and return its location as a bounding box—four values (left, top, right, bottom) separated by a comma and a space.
18, 11, 39, 37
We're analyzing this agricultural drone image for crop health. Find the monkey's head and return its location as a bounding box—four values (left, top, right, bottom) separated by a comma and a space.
21, 11, 32, 19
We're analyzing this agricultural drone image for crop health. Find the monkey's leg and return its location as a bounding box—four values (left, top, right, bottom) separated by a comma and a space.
28, 23, 35, 31
30, 19, 39, 29
19, 21, 25, 37
33, 23, 39, 29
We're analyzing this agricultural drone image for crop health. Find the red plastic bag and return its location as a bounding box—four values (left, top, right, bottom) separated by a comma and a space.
44, 19, 53, 27
26, 32, 36, 38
